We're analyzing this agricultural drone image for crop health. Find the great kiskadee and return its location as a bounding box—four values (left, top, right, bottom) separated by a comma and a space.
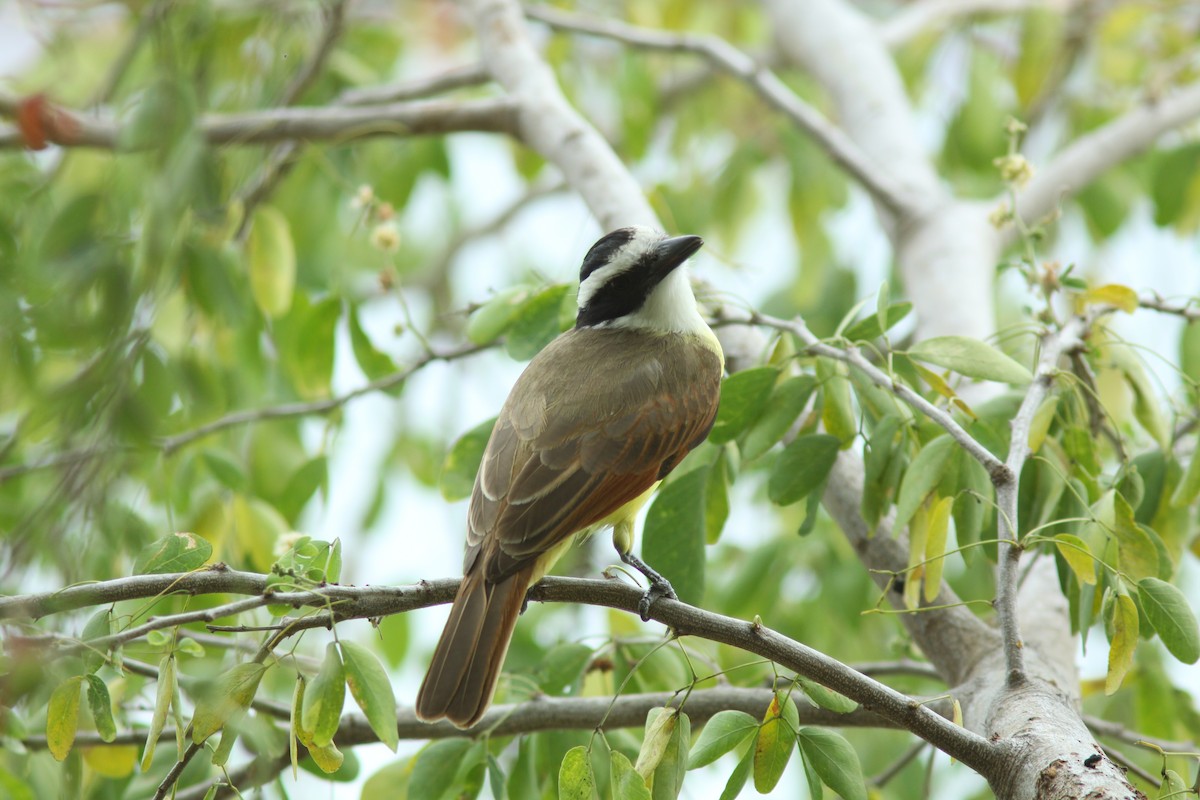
415, 226, 724, 728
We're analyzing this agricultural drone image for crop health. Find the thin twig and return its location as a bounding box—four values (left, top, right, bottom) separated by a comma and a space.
339, 63, 491, 106
153, 741, 204, 800
712, 308, 1005, 476
1085, 714, 1197, 754
1098, 743, 1161, 789
993, 314, 1090, 686
236, 0, 351, 232
158, 340, 490, 455
1140, 294, 1200, 323
525, 5, 914, 218
871, 739, 929, 786
0, 95, 519, 149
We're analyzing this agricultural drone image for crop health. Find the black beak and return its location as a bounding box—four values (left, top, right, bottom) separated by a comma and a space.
651, 235, 704, 278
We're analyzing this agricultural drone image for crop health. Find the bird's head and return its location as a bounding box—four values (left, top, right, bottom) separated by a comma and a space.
574, 226, 706, 333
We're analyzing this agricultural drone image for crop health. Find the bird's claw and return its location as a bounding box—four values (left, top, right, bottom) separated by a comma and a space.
637, 578, 677, 621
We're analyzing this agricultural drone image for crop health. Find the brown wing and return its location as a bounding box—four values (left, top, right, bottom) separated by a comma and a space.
465, 327, 722, 582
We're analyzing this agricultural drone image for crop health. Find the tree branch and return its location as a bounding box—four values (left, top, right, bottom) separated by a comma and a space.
462, 0, 657, 230
712, 308, 1005, 476
0, 95, 519, 150
993, 314, 1089, 685
1009, 80, 1200, 242
524, 5, 915, 218
877, 0, 1078, 49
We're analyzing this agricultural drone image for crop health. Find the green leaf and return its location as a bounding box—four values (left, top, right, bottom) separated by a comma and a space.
1137, 578, 1200, 664
642, 468, 708, 606
753, 713, 793, 793
796, 727, 867, 800
558, 745, 596, 800
535, 642, 593, 696
133, 532, 212, 575
1157, 769, 1188, 799
843, 301, 912, 342
718, 748, 753, 800
741, 375, 817, 460
439, 417, 495, 502
909, 335, 1033, 384
46, 676, 84, 762
376, 612, 410, 669
202, 449, 248, 492
1152, 143, 1200, 227
818, 359, 856, 446
286, 295, 340, 400
247, 205, 296, 318
1111, 492, 1159, 581
84, 675, 116, 743
279, 456, 329, 522
1169, 449, 1200, 508
506, 284, 571, 361
341, 641, 399, 752
796, 677, 858, 714
303, 643, 346, 748
687, 710, 758, 769
231, 496, 286, 573
361, 757, 413, 800
348, 303, 397, 380
80, 610, 113, 675
709, 367, 779, 444
142, 654, 175, 771
466, 285, 533, 345
893, 435, 957, 534
704, 452, 730, 544
651, 710, 689, 800
610, 750, 651, 800
303, 741, 347, 775
767, 434, 841, 506
1055, 534, 1098, 586
1026, 394, 1058, 454
1106, 590, 1138, 695
191, 662, 268, 744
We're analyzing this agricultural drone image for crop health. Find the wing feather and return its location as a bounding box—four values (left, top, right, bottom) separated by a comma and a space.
465, 328, 721, 582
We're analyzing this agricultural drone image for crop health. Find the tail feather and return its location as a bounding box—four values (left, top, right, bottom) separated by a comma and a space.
415, 568, 529, 728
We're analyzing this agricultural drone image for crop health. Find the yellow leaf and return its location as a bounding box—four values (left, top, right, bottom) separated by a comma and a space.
1080, 283, 1138, 313
46, 676, 84, 762
247, 205, 296, 319
1027, 395, 1058, 454
923, 496, 954, 603
1105, 592, 1139, 695
83, 745, 138, 778
1055, 535, 1098, 585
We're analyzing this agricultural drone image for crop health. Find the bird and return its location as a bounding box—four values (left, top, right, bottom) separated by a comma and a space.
415, 225, 724, 729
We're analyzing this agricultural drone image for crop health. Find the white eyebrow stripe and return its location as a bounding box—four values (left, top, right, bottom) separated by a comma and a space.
574, 229, 660, 309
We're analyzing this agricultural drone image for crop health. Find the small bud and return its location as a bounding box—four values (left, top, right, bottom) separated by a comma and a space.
376, 202, 395, 221
350, 184, 374, 210
993, 153, 1034, 187
1005, 117, 1028, 136
370, 221, 401, 253
988, 203, 1014, 229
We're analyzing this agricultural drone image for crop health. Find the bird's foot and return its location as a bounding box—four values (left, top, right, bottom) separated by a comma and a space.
618, 551, 677, 621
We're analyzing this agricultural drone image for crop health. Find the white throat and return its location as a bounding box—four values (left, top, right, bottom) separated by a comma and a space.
607, 266, 710, 335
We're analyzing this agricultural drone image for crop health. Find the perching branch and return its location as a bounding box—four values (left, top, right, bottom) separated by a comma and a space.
525, 5, 915, 217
